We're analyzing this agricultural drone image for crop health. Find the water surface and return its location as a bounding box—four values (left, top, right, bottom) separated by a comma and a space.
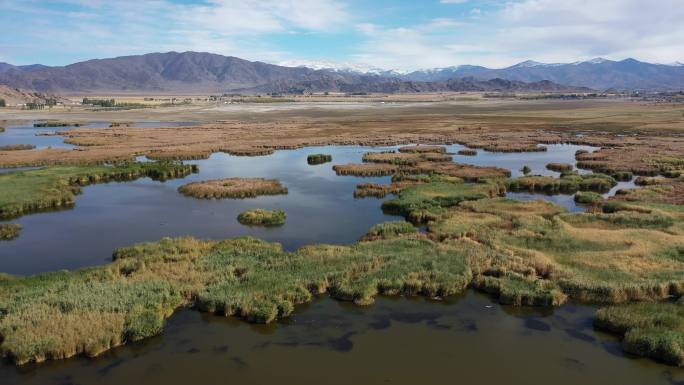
2, 292, 682, 385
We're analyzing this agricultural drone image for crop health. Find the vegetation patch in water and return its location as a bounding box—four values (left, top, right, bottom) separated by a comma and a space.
397, 145, 446, 154
595, 300, 684, 367
0, 161, 197, 219
333, 163, 399, 177
546, 163, 573, 172
0, 236, 481, 364
178, 178, 287, 199
508, 173, 617, 194
574, 191, 604, 205
33, 122, 82, 128
237, 209, 286, 227
0, 224, 22, 240
307, 154, 332, 165
612, 171, 634, 181
0, 144, 36, 151
457, 149, 477, 156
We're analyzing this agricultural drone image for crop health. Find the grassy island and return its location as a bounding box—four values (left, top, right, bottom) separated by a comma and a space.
546, 162, 573, 172
306, 153, 332, 165
178, 178, 287, 199
0, 161, 197, 219
237, 209, 286, 226
457, 149, 477, 156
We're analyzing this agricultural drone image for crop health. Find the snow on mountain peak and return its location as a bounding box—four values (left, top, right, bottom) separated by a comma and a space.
276, 60, 407, 75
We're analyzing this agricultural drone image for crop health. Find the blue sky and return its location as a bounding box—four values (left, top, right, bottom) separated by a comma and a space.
1, 0, 682, 69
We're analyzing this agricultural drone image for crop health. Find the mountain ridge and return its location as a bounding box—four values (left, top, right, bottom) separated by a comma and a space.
1, 51, 678, 94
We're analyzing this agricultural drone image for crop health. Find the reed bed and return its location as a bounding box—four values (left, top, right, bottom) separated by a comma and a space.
0, 223, 22, 240
237, 209, 287, 226
0, 144, 36, 151
508, 173, 617, 194
612, 171, 634, 181
457, 149, 477, 156
574, 191, 604, 205
0, 127, 5, 133
362, 151, 421, 165
33, 122, 82, 128
362, 221, 418, 241
307, 153, 332, 165
546, 162, 573, 172
333, 163, 399, 176
0, 236, 484, 364
0, 161, 197, 219
595, 301, 684, 366
398, 145, 447, 154
178, 178, 287, 199
635, 176, 667, 186
0, 170, 683, 367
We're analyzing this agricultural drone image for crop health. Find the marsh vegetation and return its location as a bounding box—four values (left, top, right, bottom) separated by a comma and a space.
306, 153, 332, 165
0, 99, 683, 372
237, 209, 287, 226
0, 161, 197, 219
0, 224, 21, 241
178, 178, 287, 199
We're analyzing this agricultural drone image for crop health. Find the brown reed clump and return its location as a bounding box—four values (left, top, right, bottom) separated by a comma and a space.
546, 162, 573, 172
333, 163, 399, 176
0, 223, 22, 240
0, 144, 36, 151
178, 178, 288, 199
398, 145, 447, 154
457, 149, 477, 156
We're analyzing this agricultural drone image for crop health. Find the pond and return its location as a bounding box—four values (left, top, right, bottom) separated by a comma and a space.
2, 292, 682, 385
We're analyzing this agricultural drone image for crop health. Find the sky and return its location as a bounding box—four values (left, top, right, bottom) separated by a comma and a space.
1, 0, 683, 70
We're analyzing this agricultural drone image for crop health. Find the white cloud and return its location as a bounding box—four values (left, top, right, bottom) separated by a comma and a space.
351, 0, 684, 70
440, 0, 469, 4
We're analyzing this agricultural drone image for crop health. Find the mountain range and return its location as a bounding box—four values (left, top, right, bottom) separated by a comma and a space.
0, 51, 681, 94
290, 58, 684, 91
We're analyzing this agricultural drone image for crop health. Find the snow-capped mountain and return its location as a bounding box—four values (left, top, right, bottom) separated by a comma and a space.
396, 58, 684, 90
276, 60, 407, 76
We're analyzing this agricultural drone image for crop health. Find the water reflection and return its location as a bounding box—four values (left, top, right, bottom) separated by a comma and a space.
2, 292, 681, 385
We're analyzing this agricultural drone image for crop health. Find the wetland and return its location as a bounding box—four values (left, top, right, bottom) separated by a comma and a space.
0, 98, 683, 383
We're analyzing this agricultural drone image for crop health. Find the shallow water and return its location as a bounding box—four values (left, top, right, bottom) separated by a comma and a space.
3, 292, 682, 385
0, 132, 602, 275
0, 121, 198, 150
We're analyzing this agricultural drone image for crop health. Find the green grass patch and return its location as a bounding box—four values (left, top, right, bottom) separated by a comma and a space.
595, 301, 684, 366
574, 191, 604, 205
508, 173, 617, 194
237, 209, 286, 227
381, 180, 492, 223
307, 154, 332, 165
363, 221, 418, 240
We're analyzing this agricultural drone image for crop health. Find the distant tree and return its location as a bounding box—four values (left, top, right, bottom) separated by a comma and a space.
0, 98, 5, 107
82, 98, 115, 107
